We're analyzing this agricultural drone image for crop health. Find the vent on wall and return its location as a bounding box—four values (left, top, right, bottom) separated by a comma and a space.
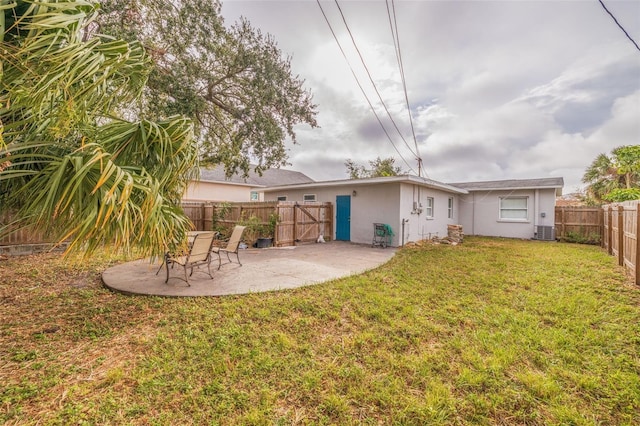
534, 225, 555, 241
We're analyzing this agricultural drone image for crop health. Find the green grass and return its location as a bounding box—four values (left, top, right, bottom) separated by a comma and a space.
1, 237, 639, 425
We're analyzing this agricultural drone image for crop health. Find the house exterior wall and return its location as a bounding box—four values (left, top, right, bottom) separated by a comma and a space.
398, 183, 460, 244
264, 182, 462, 246
351, 184, 401, 246
183, 181, 259, 202
264, 184, 402, 246
459, 188, 557, 239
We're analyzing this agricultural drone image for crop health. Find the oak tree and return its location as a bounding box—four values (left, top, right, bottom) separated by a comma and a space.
98, 0, 318, 177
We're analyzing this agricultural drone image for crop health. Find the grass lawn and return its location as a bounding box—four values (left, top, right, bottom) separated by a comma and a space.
1, 237, 639, 425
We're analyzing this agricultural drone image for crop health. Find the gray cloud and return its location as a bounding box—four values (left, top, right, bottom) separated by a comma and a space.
222, 0, 640, 192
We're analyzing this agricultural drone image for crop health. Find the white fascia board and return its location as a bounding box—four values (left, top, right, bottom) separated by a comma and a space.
258, 175, 468, 195
464, 185, 562, 191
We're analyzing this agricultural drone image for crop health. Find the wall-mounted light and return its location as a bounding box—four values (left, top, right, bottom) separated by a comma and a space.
352, 190, 357, 197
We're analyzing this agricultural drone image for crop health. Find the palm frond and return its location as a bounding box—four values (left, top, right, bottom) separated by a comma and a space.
1, 0, 197, 256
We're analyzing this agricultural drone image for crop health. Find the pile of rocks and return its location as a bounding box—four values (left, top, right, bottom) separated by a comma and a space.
447, 224, 464, 243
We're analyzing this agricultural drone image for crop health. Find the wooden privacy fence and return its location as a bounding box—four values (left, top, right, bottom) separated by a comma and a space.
554, 206, 603, 243
182, 201, 333, 247
602, 200, 640, 285
181, 201, 216, 232
2, 201, 333, 249
0, 210, 51, 246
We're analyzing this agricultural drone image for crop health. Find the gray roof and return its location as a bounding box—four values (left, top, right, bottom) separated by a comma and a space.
449, 177, 564, 191
197, 165, 314, 187
260, 174, 468, 194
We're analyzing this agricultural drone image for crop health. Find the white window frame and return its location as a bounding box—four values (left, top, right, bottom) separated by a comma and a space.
276, 196, 287, 202
499, 196, 529, 221
303, 194, 316, 202
448, 197, 454, 219
250, 191, 259, 201
426, 197, 434, 219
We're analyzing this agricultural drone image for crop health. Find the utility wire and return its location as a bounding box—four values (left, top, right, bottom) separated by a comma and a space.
333, 0, 419, 160
598, 0, 640, 53
386, 0, 425, 177
316, 0, 417, 174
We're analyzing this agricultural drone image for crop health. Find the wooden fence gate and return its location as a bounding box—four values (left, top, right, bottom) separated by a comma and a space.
275, 202, 333, 247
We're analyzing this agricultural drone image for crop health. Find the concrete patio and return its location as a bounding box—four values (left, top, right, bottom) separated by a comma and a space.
101, 241, 396, 297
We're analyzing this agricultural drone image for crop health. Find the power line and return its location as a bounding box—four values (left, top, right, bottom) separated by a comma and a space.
386, 0, 425, 177
332, 0, 419, 161
598, 0, 640, 53
315, 0, 417, 174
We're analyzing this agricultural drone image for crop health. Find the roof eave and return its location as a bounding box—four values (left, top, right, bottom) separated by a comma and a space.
257, 175, 468, 194
464, 185, 563, 192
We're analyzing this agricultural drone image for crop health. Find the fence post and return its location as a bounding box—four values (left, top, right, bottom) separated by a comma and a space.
599, 208, 604, 248
292, 204, 298, 246
607, 206, 613, 255
618, 205, 624, 266
327, 202, 334, 241
636, 204, 640, 286
200, 203, 206, 231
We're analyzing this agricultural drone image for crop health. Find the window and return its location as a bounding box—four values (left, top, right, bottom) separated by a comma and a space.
499, 197, 528, 220
276, 196, 287, 201
250, 191, 259, 201
426, 197, 434, 218
448, 197, 454, 219
303, 194, 316, 202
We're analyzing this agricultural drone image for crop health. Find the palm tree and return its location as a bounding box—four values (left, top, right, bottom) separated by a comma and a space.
0, 0, 197, 256
582, 146, 640, 203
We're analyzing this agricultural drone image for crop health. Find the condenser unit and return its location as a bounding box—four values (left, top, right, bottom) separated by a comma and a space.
534, 225, 555, 241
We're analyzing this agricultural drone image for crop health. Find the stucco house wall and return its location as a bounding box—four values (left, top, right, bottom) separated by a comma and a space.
398, 183, 460, 245
183, 180, 257, 202
348, 183, 401, 246
458, 187, 559, 239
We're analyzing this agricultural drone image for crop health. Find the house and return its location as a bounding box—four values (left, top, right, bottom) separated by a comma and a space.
451, 177, 564, 241
183, 165, 314, 202
260, 175, 467, 247
258, 175, 564, 246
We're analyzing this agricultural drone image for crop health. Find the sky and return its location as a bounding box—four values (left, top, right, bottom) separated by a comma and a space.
221, 0, 640, 193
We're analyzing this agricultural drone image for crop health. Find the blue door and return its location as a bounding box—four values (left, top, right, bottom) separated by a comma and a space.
336, 195, 351, 241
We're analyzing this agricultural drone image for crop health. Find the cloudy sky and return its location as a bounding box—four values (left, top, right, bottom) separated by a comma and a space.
221, 0, 640, 192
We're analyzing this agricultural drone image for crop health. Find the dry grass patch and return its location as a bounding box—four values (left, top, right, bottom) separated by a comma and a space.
0, 251, 165, 423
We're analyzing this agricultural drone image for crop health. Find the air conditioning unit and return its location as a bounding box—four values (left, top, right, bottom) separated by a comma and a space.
535, 225, 555, 241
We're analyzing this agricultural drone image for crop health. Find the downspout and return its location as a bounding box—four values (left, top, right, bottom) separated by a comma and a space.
472, 192, 475, 235
534, 188, 539, 221
534, 189, 540, 239
402, 218, 408, 246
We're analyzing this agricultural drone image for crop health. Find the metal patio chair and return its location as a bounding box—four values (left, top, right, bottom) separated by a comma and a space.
212, 225, 246, 269
159, 231, 217, 285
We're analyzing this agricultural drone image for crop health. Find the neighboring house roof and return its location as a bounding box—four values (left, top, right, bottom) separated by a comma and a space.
197, 165, 314, 187
449, 177, 564, 194
259, 174, 469, 194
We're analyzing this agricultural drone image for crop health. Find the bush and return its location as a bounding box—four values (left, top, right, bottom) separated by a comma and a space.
561, 231, 601, 245
603, 188, 640, 202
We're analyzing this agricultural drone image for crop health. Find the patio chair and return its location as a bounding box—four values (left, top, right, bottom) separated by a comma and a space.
212, 225, 246, 269
159, 231, 217, 285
